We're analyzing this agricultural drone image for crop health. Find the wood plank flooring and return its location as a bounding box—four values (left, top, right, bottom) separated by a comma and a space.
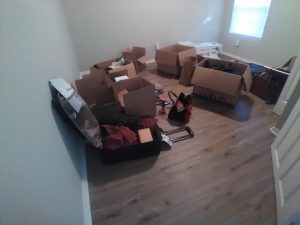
85, 65, 278, 225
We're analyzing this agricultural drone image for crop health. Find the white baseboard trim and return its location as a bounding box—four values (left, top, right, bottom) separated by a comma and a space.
146, 59, 155, 64
80, 145, 93, 225
79, 70, 89, 79
269, 126, 280, 136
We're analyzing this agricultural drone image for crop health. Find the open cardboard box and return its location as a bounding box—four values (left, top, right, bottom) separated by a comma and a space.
51, 80, 161, 164
112, 77, 156, 117
74, 73, 122, 120
122, 47, 148, 73
90, 58, 136, 79
155, 44, 196, 76
191, 58, 252, 105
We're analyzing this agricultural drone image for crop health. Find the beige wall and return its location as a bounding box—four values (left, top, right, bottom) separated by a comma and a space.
0, 0, 87, 224
62, 0, 225, 71
219, 0, 300, 67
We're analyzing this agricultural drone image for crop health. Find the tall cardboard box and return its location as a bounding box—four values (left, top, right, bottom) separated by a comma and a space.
155, 44, 196, 77
112, 77, 156, 117
191, 58, 252, 105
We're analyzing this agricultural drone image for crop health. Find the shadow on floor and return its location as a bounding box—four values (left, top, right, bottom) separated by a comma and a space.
85, 145, 160, 186
193, 94, 254, 122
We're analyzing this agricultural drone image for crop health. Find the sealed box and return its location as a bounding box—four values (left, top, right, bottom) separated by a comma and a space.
191, 58, 252, 105
112, 77, 156, 117
155, 44, 196, 76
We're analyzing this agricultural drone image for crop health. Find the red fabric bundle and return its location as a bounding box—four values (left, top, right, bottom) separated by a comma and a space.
138, 116, 158, 132
102, 125, 137, 150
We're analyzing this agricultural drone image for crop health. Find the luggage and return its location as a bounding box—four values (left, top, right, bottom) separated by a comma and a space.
168, 91, 192, 123
49, 79, 161, 164
162, 126, 194, 143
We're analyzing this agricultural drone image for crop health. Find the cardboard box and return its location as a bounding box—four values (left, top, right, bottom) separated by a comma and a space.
122, 47, 148, 73
90, 58, 136, 79
75, 73, 115, 107
75, 74, 123, 122
112, 77, 156, 117
155, 44, 197, 76
191, 58, 252, 105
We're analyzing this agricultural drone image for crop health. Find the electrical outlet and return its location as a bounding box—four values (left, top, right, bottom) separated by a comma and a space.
235, 39, 240, 47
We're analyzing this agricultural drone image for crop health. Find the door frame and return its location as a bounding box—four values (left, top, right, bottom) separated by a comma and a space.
273, 50, 300, 116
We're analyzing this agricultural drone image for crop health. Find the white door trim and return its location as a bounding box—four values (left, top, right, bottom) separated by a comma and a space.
271, 96, 300, 225
273, 51, 300, 116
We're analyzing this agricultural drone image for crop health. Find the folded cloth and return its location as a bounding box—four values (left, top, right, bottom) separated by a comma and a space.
101, 124, 137, 150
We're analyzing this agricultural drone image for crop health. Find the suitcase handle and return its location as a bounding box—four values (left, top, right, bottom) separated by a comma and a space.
185, 126, 194, 138
162, 126, 194, 143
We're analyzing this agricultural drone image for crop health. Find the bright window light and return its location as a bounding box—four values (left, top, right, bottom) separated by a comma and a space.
230, 0, 271, 38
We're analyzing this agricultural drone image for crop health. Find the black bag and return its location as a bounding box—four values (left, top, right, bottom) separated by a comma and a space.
168, 91, 192, 123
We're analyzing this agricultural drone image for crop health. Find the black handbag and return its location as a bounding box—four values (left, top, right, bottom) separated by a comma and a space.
168, 91, 192, 123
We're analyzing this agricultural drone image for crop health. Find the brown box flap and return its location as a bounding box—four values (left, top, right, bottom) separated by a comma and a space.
112, 77, 156, 117
132, 46, 146, 58
77, 85, 114, 107
117, 89, 128, 107
123, 84, 156, 117
178, 48, 197, 66
242, 65, 252, 92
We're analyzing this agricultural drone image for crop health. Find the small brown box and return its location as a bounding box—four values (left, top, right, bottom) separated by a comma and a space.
138, 128, 153, 144
112, 77, 156, 117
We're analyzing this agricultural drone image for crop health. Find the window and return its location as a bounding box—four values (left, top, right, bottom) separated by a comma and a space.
230, 0, 271, 38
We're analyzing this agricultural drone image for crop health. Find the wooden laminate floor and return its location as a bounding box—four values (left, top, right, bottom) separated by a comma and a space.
86, 65, 278, 225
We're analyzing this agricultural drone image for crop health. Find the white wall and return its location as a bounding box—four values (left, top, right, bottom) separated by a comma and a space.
219, 0, 300, 67
0, 1, 88, 225
62, 0, 225, 71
